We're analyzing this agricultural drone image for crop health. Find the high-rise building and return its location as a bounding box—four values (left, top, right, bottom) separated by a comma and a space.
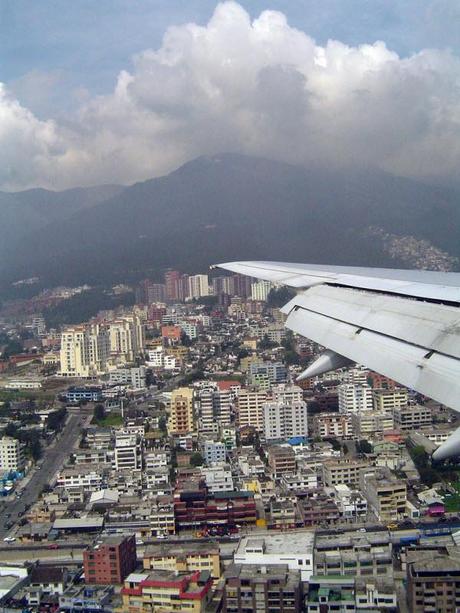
83, 535, 137, 585
263, 401, 308, 441
236, 389, 269, 431
113, 433, 142, 471
0, 436, 24, 472
232, 274, 252, 299
164, 270, 182, 301
187, 274, 210, 299
60, 324, 110, 377
168, 387, 195, 434
108, 315, 144, 363
338, 383, 373, 413
250, 280, 272, 301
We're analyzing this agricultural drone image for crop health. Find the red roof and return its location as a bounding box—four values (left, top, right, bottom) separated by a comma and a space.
217, 380, 241, 391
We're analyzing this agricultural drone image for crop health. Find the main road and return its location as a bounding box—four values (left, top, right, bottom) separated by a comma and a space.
0, 411, 86, 539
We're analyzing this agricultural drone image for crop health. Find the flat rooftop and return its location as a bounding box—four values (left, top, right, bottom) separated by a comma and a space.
237, 530, 314, 555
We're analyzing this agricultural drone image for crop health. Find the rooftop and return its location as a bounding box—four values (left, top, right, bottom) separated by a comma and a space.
237, 530, 314, 556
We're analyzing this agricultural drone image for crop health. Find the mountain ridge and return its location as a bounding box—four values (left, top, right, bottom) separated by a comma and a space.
1, 153, 459, 288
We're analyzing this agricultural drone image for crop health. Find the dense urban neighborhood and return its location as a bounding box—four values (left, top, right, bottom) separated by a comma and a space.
0, 269, 459, 613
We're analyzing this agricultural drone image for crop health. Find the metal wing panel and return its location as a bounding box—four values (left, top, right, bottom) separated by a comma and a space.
285, 306, 460, 411
283, 285, 460, 360
216, 261, 460, 302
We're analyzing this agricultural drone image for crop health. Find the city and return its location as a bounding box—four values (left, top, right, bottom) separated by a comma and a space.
0, 268, 459, 612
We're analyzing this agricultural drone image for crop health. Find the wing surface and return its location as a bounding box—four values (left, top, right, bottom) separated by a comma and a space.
216, 260, 460, 414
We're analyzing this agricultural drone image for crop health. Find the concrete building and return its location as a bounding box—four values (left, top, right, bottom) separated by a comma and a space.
248, 362, 287, 386
0, 436, 24, 472
234, 532, 314, 581
268, 446, 297, 478
108, 315, 144, 364
113, 433, 142, 472
236, 388, 268, 431
83, 535, 137, 585
373, 388, 409, 412
314, 530, 393, 578
60, 324, 109, 377
250, 280, 272, 301
223, 563, 302, 613
143, 543, 220, 578
352, 411, 394, 438
108, 366, 146, 389
203, 440, 226, 465
201, 464, 234, 493
322, 459, 370, 488
187, 274, 210, 299
407, 549, 460, 613
360, 468, 407, 522
313, 413, 354, 439
120, 570, 213, 612
394, 404, 432, 431
263, 401, 308, 441
338, 384, 373, 414
168, 387, 195, 435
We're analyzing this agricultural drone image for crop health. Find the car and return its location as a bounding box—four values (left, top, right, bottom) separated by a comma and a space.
47, 543, 59, 549
358, 527, 367, 532
3, 537, 15, 543
156, 534, 167, 539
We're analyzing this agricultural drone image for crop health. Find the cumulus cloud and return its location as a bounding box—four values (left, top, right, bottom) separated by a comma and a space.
1, 1, 460, 190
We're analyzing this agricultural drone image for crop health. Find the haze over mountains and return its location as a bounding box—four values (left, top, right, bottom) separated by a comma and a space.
1, 153, 459, 289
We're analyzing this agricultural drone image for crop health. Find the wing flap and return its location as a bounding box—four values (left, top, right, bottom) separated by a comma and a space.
285, 306, 460, 411
282, 285, 460, 360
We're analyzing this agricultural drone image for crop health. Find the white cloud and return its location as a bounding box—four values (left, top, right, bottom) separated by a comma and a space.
1, 1, 460, 190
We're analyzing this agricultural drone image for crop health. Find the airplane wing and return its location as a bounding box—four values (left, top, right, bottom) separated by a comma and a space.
215, 261, 460, 460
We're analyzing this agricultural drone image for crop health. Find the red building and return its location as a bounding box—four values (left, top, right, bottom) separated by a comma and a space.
161, 325, 182, 342
174, 486, 257, 532
83, 535, 137, 585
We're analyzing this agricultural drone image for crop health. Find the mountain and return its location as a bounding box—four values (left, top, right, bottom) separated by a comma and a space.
1, 154, 459, 288
0, 184, 123, 257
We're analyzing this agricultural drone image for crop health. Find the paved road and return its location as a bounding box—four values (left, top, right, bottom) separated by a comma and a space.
0, 412, 84, 539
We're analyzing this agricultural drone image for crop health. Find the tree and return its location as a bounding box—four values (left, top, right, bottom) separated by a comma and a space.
357, 440, 373, 454
267, 286, 296, 308
190, 452, 204, 467
259, 334, 276, 350
93, 404, 106, 422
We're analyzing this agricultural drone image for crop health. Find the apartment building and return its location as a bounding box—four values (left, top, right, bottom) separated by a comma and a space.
263, 401, 308, 441
360, 468, 407, 522
223, 564, 302, 613
0, 436, 24, 472
236, 388, 268, 431
143, 543, 221, 578
83, 535, 137, 585
312, 413, 354, 439
234, 532, 314, 581
322, 459, 371, 488
352, 411, 394, 438
394, 404, 432, 431
407, 550, 460, 613
314, 530, 393, 578
120, 570, 213, 612
203, 441, 226, 465
373, 388, 409, 412
60, 324, 109, 377
113, 433, 142, 472
168, 387, 195, 435
268, 446, 297, 478
338, 384, 373, 413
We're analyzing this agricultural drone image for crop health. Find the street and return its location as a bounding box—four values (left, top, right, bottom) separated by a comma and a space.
0, 412, 84, 539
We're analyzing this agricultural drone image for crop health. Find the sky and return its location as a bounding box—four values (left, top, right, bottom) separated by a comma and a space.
1, 0, 460, 190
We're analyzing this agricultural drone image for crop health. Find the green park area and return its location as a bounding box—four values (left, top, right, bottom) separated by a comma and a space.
443, 482, 460, 512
